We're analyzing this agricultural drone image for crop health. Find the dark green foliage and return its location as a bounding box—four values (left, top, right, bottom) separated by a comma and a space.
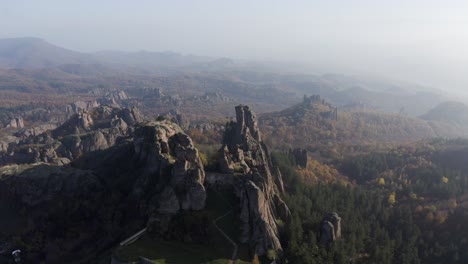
272, 150, 468, 264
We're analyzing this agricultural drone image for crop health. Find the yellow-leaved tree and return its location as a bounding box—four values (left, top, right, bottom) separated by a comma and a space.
388, 192, 396, 205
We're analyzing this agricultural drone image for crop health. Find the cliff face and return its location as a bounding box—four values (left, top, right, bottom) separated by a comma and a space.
133, 120, 206, 213
219, 105, 290, 256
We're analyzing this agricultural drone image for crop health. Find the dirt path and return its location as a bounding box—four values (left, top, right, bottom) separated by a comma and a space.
213, 210, 238, 264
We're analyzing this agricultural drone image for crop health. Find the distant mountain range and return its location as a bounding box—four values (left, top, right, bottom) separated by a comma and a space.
0, 37, 465, 119
0, 37, 223, 71
0, 37, 92, 68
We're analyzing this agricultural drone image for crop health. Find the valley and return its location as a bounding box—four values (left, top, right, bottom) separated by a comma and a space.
0, 38, 468, 264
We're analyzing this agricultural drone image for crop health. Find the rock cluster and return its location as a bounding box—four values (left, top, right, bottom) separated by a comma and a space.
0, 106, 143, 166
193, 92, 233, 104
65, 90, 130, 115
66, 100, 100, 115
219, 105, 290, 256
0, 114, 207, 262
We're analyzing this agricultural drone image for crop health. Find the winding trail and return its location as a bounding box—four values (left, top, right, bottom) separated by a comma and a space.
213, 210, 238, 264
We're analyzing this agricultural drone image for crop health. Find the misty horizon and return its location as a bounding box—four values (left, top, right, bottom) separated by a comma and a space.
2, 1, 468, 93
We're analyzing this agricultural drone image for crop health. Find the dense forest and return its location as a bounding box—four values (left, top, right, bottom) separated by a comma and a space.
272, 139, 468, 263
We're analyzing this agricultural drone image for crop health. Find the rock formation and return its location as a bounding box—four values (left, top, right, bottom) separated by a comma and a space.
219, 105, 290, 256
0, 114, 206, 262
319, 212, 342, 247
0, 106, 143, 166
289, 148, 308, 168
133, 120, 206, 212
0, 103, 290, 262
14, 124, 58, 138
5, 117, 24, 129
65, 90, 130, 116
66, 100, 100, 115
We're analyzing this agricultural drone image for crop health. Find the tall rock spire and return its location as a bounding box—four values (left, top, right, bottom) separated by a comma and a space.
219, 105, 290, 256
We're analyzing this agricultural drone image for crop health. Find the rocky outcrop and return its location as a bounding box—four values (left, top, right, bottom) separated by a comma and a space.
107, 90, 129, 101
133, 120, 206, 211
319, 212, 342, 247
0, 106, 144, 166
0, 117, 207, 262
15, 124, 57, 138
5, 117, 24, 129
66, 100, 100, 115
219, 105, 290, 256
65, 91, 130, 116
289, 148, 308, 168
133, 121, 206, 235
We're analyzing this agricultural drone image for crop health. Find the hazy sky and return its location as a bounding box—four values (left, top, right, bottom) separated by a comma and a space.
1, 0, 468, 92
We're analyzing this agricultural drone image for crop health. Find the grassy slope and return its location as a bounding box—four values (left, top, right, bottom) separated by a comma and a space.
114, 189, 252, 264
116, 236, 250, 264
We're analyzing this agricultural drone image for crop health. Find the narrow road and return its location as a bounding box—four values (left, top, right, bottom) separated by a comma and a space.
213, 210, 238, 264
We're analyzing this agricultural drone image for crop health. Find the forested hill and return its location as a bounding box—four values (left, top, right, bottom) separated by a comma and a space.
421, 101, 468, 138
275, 138, 468, 263
259, 95, 436, 151
421, 101, 468, 123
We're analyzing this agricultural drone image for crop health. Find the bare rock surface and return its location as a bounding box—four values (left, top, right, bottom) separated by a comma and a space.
0, 105, 144, 166
5, 116, 24, 129
219, 105, 290, 256
133, 120, 206, 213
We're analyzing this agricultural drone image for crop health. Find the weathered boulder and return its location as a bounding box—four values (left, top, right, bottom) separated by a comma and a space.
219, 105, 290, 256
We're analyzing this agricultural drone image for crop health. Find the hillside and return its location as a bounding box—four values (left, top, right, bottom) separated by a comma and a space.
0, 37, 93, 68
421, 101, 468, 123
421, 101, 468, 138
259, 95, 436, 153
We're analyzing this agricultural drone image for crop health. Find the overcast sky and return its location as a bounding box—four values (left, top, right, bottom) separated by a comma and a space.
1, 0, 468, 92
